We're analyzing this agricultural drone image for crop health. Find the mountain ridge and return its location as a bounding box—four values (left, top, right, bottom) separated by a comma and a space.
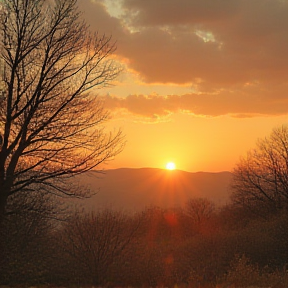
76, 168, 233, 211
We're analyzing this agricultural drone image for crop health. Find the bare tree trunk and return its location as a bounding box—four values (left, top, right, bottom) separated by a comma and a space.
0, 185, 8, 225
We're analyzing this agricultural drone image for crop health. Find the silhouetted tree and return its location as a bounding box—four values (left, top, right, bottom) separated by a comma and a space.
58, 209, 141, 285
185, 197, 215, 233
0, 190, 60, 284
232, 125, 288, 216
0, 0, 123, 222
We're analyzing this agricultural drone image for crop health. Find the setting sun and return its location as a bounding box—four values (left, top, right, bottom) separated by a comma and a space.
166, 162, 176, 170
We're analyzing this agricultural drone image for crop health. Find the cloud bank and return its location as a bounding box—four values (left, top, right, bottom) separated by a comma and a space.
78, 0, 288, 118
104, 84, 288, 119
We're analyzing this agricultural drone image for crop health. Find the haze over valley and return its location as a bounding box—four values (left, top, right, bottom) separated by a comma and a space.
77, 168, 232, 211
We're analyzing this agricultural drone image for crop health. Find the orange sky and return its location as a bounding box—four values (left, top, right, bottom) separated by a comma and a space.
78, 0, 288, 172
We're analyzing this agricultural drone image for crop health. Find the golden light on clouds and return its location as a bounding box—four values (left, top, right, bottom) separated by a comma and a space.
78, 0, 288, 172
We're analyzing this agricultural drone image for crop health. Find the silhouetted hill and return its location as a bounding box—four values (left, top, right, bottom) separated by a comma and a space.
76, 168, 233, 211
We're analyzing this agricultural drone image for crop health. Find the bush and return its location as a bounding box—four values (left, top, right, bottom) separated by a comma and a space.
219, 254, 288, 287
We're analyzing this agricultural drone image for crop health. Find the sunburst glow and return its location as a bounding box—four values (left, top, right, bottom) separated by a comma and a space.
166, 162, 176, 170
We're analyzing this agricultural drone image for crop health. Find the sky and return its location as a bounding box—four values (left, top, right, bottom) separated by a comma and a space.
77, 0, 288, 172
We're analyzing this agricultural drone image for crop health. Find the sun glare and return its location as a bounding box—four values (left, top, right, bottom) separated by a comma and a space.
166, 162, 176, 170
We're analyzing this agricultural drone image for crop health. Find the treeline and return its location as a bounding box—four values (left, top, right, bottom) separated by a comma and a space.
1, 195, 287, 287
2, 125, 288, 286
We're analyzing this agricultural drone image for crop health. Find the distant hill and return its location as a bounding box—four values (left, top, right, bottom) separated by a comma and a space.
75, 168, 233, 212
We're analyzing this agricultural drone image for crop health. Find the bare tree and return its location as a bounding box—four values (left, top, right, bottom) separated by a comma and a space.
59, 209, 141, 285
185, 198, 215, 231
0, 191, 58, 284
0, 0, 123, 222
232, 125, 288, 215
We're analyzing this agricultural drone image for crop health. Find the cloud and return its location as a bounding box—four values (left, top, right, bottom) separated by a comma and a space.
119, 0, 288, 86
79, 0, 288, 84
121, 0, 240, 26
76, 0, 128, 39
103, 82, 288, 119
78, 0, 288, 117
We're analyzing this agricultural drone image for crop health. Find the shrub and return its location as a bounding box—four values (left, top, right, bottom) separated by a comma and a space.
219, 254, 288, 287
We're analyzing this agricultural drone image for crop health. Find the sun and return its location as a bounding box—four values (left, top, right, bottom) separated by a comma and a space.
166, 162, 176, 170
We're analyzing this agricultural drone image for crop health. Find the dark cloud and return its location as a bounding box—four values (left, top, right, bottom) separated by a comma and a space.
121, 0, 240, 26
119, 0, 287, 86
78, 0, 288, 117
76, 0, 127, 40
